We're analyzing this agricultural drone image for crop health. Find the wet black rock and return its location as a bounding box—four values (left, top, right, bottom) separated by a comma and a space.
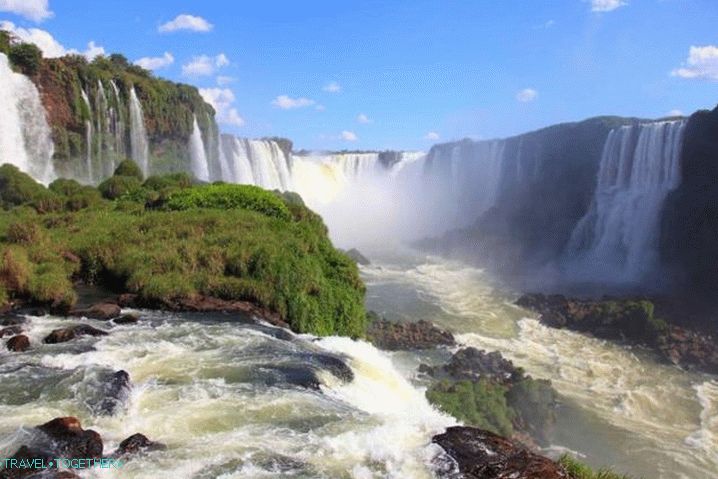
367, 319, 455, 351
43, 325, 108, 344
98, 370, 131, 415
113, 433, 166, 457
36, 417, 103, 459
433, 426, 568, 479
304, 353, 354, 382
0, 325, 23, 338
440, 347, 523, 384
69, 303, 121, 321
112, 314, 139, 325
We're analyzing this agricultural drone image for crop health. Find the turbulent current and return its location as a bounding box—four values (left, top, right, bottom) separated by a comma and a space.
1, 252, 716, 478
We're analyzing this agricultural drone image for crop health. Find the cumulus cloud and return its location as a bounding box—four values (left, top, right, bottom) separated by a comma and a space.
357, 113, 371, 124
341, 130, 358, 141
182, 54, 229, 76
671, 45, 718, 81
0, 21, 104, 59
271, 95, 315, 109
159, 14, 213, 33
0, 0, 52, 22
135, 52, 174, 70
323, 81, 341, 93
516, 88, 538, 102
424, 131, 440, 141
667, 109, 684, 117
199, 88, 245, 127
589, 0, 627, 12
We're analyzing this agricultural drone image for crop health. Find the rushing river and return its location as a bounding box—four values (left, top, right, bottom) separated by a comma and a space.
0, 250, 716, 478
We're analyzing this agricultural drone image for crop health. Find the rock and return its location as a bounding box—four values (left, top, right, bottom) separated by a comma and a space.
1, 315, 26, 326
439, 347, 523, 384
113, 433, 166, 457
344, 248, 370, 265
432, 426, 568, 479
657, 326, 718, 374
7, 334, 30, 352
26, 472, 80, 479
69, 303, 121, 320
36, 417, 103, 458
0, 325, 23, 338
310, 353, 354, 382
98, 370, 131, 415
0, 446, 55, 479
43, 325, 108, 344
367, 319, 455, 351
116, 293, 138, 307
112, 314, 139, 325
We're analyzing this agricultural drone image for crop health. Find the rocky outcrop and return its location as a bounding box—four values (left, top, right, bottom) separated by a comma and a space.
113, 433, 166, 457
112, 313, 139, 325
36, 417, 103, 458
97, 370, 131, 415
433, 426, 568, 479
344, 248, 370, 266
43, 324, 109, 344
367, 318, 455, 350
0, 325, 23, 337
69, 303, 120, 320
6, 334, 30, 352
517, 293, 718, 374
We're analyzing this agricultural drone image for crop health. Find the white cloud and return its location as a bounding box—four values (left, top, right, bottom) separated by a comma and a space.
667, 109, 684, 117
135, 52, 174, 70
671, 45, 718, 81
83, 41, 105, 60
216, 75, 234, 86
182, 54, 229, 76
589, 0, 627, 12
323, 81, 341, 93
0, 21, 104, 60
357, 113, 371, 124
199, 87, 245, 127
0, 0, 52, 22
271, 95, 315, 109
341, 130, 358, 141
516, 88, 538, 102
159, 14, 213, 33
424, 131, 440, 141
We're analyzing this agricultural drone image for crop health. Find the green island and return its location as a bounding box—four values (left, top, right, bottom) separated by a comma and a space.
0, 161, 366, 337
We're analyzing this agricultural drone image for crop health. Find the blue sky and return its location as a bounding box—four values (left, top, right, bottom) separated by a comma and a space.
1, 0, 717, 150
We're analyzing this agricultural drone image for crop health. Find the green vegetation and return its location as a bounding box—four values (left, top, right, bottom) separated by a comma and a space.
8, 42, 42, 75
113, 159, 144, 181
427, 379, 515, 437
559, 455, 634, 479
0, 165, 366, 337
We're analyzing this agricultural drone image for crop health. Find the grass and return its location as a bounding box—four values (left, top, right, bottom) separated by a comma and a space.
0, 163, 367, 337
559, 455, 635, 479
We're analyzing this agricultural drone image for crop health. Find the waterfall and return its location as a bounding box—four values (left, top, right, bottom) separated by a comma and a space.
95, 80, 114, 177
219, 136, 293, 190
0, 53, 56, 183
189, 115, 210, 182
564, 120, 686, 284
110, 81, 125, 158
129, 87, 149, 176
80, 88, 94, 182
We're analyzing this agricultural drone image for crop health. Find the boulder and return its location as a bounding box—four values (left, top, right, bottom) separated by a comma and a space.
432, 426, 568, 479
98, 370, 131, 415
439, 347, 523, 384
112, 314, 139, 325
36, 417, 103, 458
69, 303, 121, 320
0, 445, 55, 479
367, 319, 455, 351
43, 325, 108, 344
7, 334, 30, 352
113, 433, 166, 457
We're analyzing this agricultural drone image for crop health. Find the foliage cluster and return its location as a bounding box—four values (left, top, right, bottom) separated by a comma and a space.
559, 455, 633, 479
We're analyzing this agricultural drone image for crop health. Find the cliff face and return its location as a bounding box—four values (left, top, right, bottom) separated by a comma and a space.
30, 53, 217, 182
660, 105, 718, 298
420, 117, 635, 273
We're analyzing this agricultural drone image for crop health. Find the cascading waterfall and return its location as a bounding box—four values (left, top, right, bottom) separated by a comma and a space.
129, 87, 150, 176
0, 53, 56, 183
219, 136, 293, 190
189, 115, 211, 182
564, 120, 687, 284
109, 80, 126, 158
80, 88, 95, 183
95, 80, 113, 178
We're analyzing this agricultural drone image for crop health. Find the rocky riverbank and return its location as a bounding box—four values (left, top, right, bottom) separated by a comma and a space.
516, 293, 718, 375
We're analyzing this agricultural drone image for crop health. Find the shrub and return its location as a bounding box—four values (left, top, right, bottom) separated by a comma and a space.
98, 175, 143, 200
427, 379, 515, 437
164, 184, 292, 220
6, 221, 45, 245
559, 455, 632, 479
49, 178, 84, 196
0, 164, 51, 209
27, 263, 76, 309
144, 173, 192, 191
8, 42, 42, 75
0, 31, 10, 55
0, 247, 31, 294
113, 159, 144, 181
